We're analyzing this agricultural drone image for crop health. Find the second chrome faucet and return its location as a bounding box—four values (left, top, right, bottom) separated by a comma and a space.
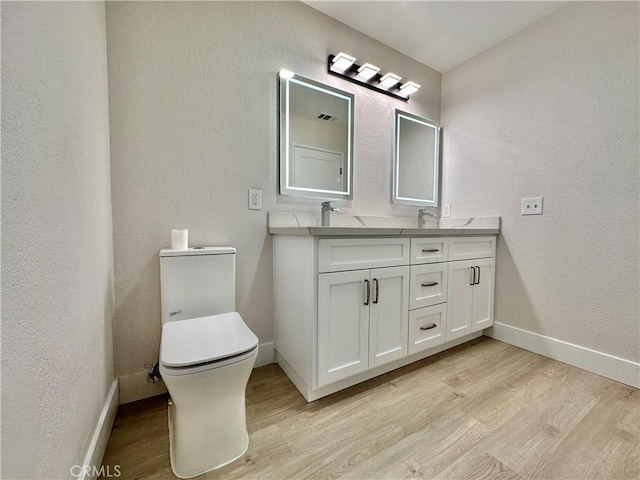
321, 201, 339, 226
418, 208, 435, 228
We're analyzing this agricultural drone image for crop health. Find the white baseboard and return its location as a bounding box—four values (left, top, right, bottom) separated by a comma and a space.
487, 322, 639, 389
118, 341, 276, 405
77, 379, 119, 480
255, 341, 275, 367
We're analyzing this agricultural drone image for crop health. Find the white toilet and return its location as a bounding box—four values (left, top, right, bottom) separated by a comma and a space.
159, 247, 258, 479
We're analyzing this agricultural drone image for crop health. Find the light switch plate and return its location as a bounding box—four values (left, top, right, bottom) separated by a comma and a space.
441, 203, 451, 218
248, 189, 262, 210
521, 196, 543, 215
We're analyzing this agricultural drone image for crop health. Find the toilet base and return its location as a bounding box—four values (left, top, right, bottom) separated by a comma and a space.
162, 350, 257, 478
168, 404, 249, 479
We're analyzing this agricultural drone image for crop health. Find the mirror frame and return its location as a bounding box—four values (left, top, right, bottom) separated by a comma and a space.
392, 109, 440, 207
279, 71, 355, 200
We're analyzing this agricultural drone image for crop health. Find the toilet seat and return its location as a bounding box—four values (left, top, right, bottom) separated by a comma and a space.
160, 346, 258, 377
160, 312, 258, 374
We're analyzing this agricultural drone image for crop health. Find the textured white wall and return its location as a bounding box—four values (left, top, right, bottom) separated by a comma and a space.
1, 2, 114, 478
442, 2, 639, 362
105, 1, 441, 397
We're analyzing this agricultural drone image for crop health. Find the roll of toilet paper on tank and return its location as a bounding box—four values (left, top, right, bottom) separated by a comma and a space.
171, 229, 188, 250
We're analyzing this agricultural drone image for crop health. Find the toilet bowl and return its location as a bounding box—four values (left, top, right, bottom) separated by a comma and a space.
159, 248, 258, 478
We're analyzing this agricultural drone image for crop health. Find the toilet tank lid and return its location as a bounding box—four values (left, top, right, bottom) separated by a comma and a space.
160, 247, 236, 257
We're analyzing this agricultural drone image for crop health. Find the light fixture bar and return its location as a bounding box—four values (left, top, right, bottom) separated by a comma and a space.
327, 54, 419, 101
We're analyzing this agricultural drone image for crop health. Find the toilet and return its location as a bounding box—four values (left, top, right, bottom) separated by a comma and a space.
159, 247, 258, 479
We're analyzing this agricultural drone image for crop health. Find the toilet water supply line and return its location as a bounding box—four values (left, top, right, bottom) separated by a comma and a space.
148, 362, 161, 383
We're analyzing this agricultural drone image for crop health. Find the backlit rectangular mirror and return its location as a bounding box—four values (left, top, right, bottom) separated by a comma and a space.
392, 110, 440, 206
279, 71, 354, 199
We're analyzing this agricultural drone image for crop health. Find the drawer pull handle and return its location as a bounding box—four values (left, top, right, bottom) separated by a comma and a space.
421, 281, 438, 287
475, 266, 481, 285
420, 324, 437, 330
373, 278, 379, 304
470, 266, 475, 286
422, 249, 440, 253
364, 279, 370, 306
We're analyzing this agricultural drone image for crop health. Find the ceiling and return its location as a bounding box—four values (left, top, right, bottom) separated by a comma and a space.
303, 1, 568, 73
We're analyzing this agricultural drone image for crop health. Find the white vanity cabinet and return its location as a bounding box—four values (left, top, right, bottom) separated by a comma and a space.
273, 234, 496, 402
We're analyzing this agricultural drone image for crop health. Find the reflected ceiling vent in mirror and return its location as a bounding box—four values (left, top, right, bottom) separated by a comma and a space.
327, 53, 421, 101
317, 112, 340, 122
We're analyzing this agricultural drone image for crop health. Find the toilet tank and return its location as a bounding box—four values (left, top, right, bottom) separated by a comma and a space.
160, 247, 236, 324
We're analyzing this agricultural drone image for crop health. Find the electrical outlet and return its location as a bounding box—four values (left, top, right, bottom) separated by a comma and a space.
441, 203, 451, 218
521, 196, 543, 215
248, 189, 262, 210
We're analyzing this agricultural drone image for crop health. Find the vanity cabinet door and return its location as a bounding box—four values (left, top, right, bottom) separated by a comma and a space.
472, 258, 495, 332
446, 260, 475, 341
447, 258, 496, 340
317, 270, 370, 386
369, 266, 410, 369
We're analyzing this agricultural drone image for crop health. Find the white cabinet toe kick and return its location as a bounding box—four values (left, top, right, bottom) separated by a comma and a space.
273, 235, 496, 401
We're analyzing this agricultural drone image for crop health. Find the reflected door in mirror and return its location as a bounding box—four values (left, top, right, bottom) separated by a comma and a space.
293, 145, 344, 193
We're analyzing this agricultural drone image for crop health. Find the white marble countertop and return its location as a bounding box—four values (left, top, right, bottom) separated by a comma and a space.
268, 212, 500, 236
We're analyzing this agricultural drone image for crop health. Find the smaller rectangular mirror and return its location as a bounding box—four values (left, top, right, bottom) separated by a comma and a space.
279, 71, 354, 200
392, 110, 440, 206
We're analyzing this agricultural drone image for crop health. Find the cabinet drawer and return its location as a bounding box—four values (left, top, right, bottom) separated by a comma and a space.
410, 238, 449, 264
408, 304, 446, 355
449, 236, 496, 261
318, 238, 410, 273
410, 263, 448, 310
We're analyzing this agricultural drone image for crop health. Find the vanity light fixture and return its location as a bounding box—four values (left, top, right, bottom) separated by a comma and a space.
399, 81, 421, 97
356, 63, 380, 80
379, 72, 402, 89
327, 53, 420, 101
331, 52, 356, 71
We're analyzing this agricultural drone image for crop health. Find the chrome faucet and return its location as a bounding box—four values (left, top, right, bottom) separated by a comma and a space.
418, 208, 431, 228
321, 201, 339, 226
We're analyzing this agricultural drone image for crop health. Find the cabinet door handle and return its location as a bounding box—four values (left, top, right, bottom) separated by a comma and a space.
422, 248, 440, 253
364, 279, 370, 305
421, 281, 438, 287
470, 266, 475, 285
373, 278, 379, 304
420, 324, 437, 330
475, 266, 481, 285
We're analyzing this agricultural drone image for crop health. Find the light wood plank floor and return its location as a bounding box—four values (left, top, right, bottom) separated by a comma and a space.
102, 337, 639, 479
